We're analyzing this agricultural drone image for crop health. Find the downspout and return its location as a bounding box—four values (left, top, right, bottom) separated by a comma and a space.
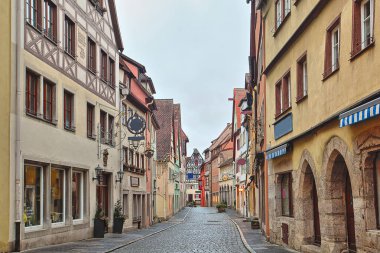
15, 0, 23, 251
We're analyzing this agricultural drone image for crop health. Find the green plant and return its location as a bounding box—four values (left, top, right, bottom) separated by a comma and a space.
113, 200, 126, 223
95, 204, 109, 227
216, 203, 227, 209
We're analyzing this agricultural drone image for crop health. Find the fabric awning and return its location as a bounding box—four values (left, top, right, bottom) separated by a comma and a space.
339, 97, 380, 127
266, 144, 290, 160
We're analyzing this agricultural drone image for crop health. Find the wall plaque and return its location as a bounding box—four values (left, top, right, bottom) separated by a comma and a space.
77, 26, 87, 66
130, 176, 140, 187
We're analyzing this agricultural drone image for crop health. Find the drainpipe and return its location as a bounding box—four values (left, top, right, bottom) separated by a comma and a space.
15, 0, 23, 251
119, 95, 127, 202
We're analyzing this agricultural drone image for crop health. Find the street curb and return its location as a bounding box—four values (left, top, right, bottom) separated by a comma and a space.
229, 218, 256, 253
106, 208, 192, 253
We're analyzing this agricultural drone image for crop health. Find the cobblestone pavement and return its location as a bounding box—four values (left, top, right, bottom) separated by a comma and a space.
23, 208, 190, 253
226, 209, 297, 253
114, 207, 249, 253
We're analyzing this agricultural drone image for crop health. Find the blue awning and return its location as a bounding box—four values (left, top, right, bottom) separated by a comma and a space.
266, 144, 290, 160
339, 97, 380, 127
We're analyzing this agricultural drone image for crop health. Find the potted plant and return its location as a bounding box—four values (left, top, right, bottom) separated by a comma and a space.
94, 205, 107, 238
113, 200, 126, 234
216, 203, 227, 213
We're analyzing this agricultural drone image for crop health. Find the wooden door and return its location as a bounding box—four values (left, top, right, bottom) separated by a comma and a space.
312, 180, 321, 245
345, 174, 356, 252
96, 174, 109, 217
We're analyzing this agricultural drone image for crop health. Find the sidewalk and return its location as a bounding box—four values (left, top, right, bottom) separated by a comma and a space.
22, 208, 191, 253
226, 209, 297, 253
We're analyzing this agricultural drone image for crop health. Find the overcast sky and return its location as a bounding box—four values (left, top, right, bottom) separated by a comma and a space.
115, 0, 250, 155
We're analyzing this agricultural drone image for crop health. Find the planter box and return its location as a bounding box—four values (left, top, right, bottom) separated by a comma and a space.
113, 218, 124, 234
94, 219, 105, 238
217, 207, 225, 213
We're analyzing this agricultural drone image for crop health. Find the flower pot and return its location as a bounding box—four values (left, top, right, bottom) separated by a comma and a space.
217, 207, 225, 213
94, 218, 105, 238
113, 218, 124, 234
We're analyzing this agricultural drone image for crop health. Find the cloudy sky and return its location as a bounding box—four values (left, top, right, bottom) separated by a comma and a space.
115, 0, 250, 155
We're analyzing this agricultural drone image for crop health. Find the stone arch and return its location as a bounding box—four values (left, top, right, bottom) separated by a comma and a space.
294, 149, 321, 249
320, 136, 358, 253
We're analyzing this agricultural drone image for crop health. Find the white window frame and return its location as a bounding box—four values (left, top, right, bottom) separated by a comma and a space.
276, 0, 282, 28
72, 171, 84, 223
331, 26, 340, 71
284, 0, 291, 16
24, 165, 44, 232
51, 168, 66, 227
279, 83, 283, 113
302, 60, 308, 96
361, 0, 374, 49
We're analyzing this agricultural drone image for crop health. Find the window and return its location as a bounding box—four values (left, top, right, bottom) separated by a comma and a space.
297, 54, 308, 101
88, 38, 96, 73
100, 110, 107, 143
43, 0, 57, 42
275, 72, 291, 116
64, 16, 75, 56
324, 17, 340, 78
374, 153, 380, 228
141, 155, 145, 170
87, 103, 95, 138
280, 173, 293, 217
26, 0, 41, 29
109, 58, 115, 87
331, 27, 340, 72
51, 168, 65, 224
64, 91, 74, 131
136, 153, 140, 168
26, 70, 39, 116
72, 171, 83, 220
108, 115, 114, 145
101, 50, 107, 81
352, 0, 374, 55
24, 165, 43, 228
128, 149, 134, 165
123, 194, 129, 217
123, 147, 128, 164
43, 79, 55, 122
122, 103, 127, 126
275, 0, 290, 30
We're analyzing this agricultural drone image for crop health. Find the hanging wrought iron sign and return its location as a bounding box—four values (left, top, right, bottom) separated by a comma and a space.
127, 112, 146, 135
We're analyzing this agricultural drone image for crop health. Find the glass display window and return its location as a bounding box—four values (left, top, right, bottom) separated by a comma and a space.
51, 168, 65, 224
72, 171, 83, 220
24, 165, 43, 228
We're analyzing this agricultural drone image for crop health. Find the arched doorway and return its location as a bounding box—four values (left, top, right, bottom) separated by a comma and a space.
326, 154, 356, 252
299, 164, 320, 246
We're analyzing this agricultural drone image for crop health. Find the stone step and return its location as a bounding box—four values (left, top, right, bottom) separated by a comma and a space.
300, 244, 321, 253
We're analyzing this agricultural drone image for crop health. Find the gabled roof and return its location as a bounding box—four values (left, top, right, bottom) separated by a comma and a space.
155, 99, 174, 160
210, 123, 232, 151
120, 54, 147, 73
108, 0, 124, 51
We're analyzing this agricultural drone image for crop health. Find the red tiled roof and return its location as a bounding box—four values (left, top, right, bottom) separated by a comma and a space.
155, 99, 174, 160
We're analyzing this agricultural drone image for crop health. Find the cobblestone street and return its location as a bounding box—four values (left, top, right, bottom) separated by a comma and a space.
114, 207, 249, 253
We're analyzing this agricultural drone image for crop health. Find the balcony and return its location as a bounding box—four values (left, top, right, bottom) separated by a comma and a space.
123, 164, 145, 175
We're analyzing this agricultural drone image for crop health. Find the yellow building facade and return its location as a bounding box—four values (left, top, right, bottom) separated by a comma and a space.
0, 0, 12, 251
261, 0, 380, 252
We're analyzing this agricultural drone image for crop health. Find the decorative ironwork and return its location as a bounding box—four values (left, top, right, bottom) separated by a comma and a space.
127, 112, 146, 135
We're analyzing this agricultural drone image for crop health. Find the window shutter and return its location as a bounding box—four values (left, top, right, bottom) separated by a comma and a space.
324, 31, 332, 75
37, 0, 42, 30
275, 83, 281, 115
352, 1, 362, 54
297, 60, 303, 99
282, 76, 289, 110
53, 4, 57, 41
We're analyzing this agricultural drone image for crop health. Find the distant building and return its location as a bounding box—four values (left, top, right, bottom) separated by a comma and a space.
185, 149, 204, 205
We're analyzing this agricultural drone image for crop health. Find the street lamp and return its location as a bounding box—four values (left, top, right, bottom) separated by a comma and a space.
116, 170, 124, 183
92, 164, 104, 183
128, 135, 145, 151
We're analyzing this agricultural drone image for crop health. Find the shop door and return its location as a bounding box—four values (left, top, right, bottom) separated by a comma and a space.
345, 174, 356, 252
97, 174, 109, 217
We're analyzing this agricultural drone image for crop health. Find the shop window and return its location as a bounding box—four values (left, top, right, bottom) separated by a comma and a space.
51, 168, 65, 224
280, 173, 293, 217
72, 171, 83, 221
24, 165, 43, 228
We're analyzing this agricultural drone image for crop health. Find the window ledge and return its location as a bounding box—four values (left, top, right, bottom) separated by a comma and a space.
273, 13, 291, 37
88, 69, 97, 76
64, 51, 76, 60
26, 111, 58, 126
350, 40, 375, 61
322, 67, 339, 82
275, 106, 292, 120
64, 126, 76, 133
43, 33, 58, 45
87, 135, 96, 141
296, 94, 308, 104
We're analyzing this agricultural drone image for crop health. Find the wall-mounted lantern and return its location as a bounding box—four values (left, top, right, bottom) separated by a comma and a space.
115, 170, 124, 183
92, 164, 104, 183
